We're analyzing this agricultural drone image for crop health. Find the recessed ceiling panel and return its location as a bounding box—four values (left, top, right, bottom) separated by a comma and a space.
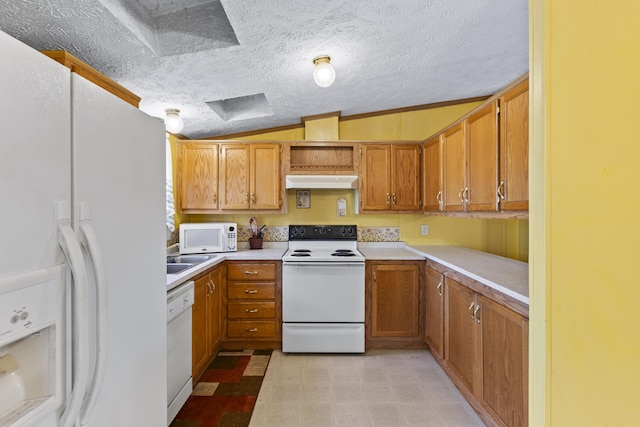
206, 93, 273, 122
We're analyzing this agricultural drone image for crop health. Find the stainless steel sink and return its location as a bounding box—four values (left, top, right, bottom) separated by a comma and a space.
166, 263, 194, 274
167, 255, 212, 264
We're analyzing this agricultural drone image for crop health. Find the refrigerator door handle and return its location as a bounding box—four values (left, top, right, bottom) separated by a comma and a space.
57, 213, 90, 427
77, 206, 108, 426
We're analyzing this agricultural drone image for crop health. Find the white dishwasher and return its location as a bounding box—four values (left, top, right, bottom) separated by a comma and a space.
166, 281, 194, 426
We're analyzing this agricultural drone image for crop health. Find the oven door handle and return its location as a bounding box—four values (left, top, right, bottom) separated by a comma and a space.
284, 262, 364, 268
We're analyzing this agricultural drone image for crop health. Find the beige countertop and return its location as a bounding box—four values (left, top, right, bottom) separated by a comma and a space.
357, 242, 425, 260
409, 245, 529, 305
166, 243, 287, 291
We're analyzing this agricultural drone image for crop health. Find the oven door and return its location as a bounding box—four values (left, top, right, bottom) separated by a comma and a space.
282, 262, 364, 322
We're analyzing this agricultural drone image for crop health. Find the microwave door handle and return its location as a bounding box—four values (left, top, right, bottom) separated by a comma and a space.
77, 204, 108, 426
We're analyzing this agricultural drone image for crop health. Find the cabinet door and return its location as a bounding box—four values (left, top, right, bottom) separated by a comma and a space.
250, 143, 281, 209
370, 262, 420, 337
208, 266, 222, 352
219, 144, 250, 209
178, 143, 218, 211
424, 267, 444, 359
423, 136, 443, 212
445, 277, 478, 392
192, 272, 211, 381
466, 102, 499, 212
391, 144, 421, 211
443, 123, 466, 212
499, 80, 529, 211
360, 144, 391, 211
479, 295, 528, 427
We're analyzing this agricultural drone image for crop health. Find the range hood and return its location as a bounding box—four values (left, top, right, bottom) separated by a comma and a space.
285, 175, 358, 189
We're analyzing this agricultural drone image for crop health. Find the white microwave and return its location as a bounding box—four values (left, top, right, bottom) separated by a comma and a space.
179, 222, 237, 254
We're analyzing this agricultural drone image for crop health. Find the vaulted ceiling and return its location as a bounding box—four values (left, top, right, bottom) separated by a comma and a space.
0, 0, 528, 139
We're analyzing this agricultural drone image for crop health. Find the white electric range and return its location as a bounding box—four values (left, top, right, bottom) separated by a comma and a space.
281, 225, 365, 353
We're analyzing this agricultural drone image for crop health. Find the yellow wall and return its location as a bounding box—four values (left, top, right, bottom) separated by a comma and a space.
171, 101, 528, 262
531, 0, 640, 425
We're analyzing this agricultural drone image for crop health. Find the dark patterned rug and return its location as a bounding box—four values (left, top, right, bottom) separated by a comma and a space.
170, 349, 272, 427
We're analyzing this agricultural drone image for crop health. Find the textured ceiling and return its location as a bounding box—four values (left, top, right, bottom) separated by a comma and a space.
0, 0, 528, 139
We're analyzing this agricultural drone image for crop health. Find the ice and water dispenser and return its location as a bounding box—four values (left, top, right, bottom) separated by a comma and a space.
0, 265, 65, 426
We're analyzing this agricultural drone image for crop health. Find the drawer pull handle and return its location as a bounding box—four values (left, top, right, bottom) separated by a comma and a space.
244, 270, 258, 275
474, 304, 481, 323
436, 281, 442, 296
245, 289, 259, 294
245, 308, 259, 313
468, 302, 475, 318
245, 328, 258, 332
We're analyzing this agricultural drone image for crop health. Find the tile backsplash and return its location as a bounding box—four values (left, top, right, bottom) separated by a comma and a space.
236, 226, 400, 242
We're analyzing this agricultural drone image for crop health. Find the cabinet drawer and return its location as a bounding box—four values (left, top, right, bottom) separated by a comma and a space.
227, 320, 277, 338
227, 283, 275, 300
227, 263, 276, 281
228, 302, 276, 319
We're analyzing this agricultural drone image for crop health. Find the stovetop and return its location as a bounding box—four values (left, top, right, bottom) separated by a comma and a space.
283, 225, 364, 262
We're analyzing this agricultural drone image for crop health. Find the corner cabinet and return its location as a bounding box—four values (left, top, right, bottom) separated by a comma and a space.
191, 264, 222, 382
177, 142, 219, 212
366, 261, 423, 348
360, 143, 421, 212
219, 143, 281, 210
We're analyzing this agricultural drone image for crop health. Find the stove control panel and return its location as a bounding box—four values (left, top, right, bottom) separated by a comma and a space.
289, 225, 357, 240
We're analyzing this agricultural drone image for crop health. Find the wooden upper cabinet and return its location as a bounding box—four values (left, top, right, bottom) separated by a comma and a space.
466, 101, 499, 212
499, 80, 529, 211
219, 144, 250, 209
360, 143, 421, 212
177, 143, 219, 212
250, 144, 281, 209
391, 145, 421, 211
360, 144, 391, 210
442, 123, 466, 212
423, 135, 443, 212
219, 143, 281, 210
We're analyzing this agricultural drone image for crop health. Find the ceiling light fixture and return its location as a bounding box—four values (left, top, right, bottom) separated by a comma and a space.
164, 108, 184, 133
312, 55, 336, 88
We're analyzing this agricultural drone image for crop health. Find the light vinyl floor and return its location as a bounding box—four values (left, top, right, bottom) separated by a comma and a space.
249, 349, 486, 427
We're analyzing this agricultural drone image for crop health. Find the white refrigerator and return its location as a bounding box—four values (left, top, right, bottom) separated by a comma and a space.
0, 30, 167, 427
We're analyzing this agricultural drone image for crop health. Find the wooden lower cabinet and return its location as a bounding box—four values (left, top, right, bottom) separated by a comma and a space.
424, 266, 444, 359
367, 261, 423, 348
223, 261, 281, 349
443, 275, 528, 427
191, 265, 222, 382
479, 296, 528, 427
